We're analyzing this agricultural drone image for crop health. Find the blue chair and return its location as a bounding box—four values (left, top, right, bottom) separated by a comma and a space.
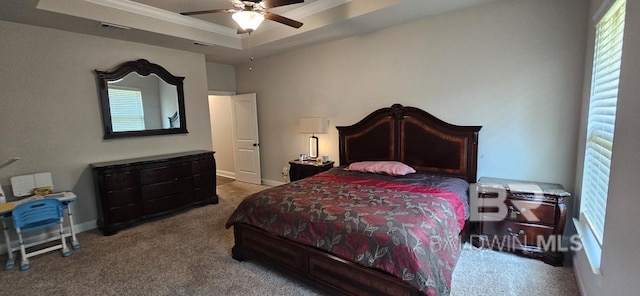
12, 199, 71, 271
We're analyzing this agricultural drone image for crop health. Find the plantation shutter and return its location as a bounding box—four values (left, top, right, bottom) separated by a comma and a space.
108, 87, 145, 132
580, 0, 626, 245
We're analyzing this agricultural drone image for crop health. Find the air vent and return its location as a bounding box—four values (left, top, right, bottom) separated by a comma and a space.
98, 22, 130, 30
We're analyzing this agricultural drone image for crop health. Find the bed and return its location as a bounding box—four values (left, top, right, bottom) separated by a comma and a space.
225, 104, 481, 296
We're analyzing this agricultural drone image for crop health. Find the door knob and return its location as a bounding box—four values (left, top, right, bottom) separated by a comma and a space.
253, 143, 259, 147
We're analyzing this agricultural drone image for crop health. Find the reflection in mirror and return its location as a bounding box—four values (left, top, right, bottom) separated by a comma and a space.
107, 73, 179, 131
95, 59, 188, 139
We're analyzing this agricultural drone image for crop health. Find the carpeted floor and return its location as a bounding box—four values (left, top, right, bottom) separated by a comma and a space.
216, 176, 235, 186
0, 181, 580, 296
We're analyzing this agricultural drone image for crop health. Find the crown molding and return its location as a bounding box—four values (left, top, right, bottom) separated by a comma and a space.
84, 0, 351, 38
85, 0, 238, 37
285, 0, 352, 20
255, 0, 351, 32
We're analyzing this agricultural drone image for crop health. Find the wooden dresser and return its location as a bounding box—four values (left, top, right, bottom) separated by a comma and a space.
472, 177, 570, 265
288, 160, 335, 182
91, 150, 218, 235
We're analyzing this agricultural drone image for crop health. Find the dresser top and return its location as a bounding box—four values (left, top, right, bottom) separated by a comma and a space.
478, 177, 571, 197
90, 150, 213, 169
289, 160, 335, 167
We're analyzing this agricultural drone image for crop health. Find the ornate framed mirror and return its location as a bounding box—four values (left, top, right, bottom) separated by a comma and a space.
95, 59, 188, 139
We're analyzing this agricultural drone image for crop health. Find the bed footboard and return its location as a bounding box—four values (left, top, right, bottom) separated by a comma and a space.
231, 223, 421, 296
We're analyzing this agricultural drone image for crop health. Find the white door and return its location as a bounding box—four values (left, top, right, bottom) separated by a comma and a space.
231, 93, 262, 184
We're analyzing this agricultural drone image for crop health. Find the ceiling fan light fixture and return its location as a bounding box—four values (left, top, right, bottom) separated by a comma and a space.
232, 10, 265, 32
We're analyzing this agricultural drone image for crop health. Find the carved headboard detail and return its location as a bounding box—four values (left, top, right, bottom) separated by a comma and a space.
337, 104, 482, 182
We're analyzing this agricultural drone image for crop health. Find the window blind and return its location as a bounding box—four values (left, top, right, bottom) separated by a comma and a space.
107, 87, 145, 132
580, 0, 626, 245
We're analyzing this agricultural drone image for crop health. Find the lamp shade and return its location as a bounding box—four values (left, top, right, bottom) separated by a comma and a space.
232, 11, 265, 32
299, 117, 328, 134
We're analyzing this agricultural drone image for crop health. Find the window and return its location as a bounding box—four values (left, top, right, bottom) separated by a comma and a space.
107, 87, 145, 132
576, 0, 626, 274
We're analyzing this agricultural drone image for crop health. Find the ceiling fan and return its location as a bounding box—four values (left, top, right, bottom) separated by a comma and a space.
181, 0, 304, 34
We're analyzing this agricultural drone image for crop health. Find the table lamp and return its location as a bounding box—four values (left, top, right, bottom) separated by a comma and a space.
298, 117, 328, 159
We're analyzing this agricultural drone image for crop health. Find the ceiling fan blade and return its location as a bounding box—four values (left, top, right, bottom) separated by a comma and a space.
180, 9, 233, 16
264, 12, 303, 28
261, 0, 304, 9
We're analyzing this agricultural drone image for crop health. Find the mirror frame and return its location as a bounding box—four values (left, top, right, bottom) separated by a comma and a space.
95, 59, 188, 139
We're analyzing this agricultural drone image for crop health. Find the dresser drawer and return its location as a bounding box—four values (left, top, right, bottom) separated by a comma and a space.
194, 185, 216, 202
106, 203, 143, 224
504, 199, 555, 225
105, 188, 140, 208
139, 162, 192, 185
140, 178, 192, 201
143, 192, 193, 215
193, 172, 215, 188
481, 221, 554, 246
478, 198, 556, 224
103, 171, 138, 190
192, 157, 215, 174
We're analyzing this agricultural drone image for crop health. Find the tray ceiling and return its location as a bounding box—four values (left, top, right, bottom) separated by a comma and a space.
0, 0, 498, 64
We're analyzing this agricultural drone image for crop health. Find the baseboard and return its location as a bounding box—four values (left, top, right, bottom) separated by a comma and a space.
573, 252, 588, 296
0, 219, 97, 255
217, 171, 285, 187
216, 170, 235, 179
262, 179, 286, 187
75, 219, 98, 233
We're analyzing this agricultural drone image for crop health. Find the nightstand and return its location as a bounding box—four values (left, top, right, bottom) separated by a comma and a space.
472, 177, 570, 266
288, 160, 335, 182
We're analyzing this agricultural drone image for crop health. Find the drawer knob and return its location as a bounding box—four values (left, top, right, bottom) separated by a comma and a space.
507, 227, 525, 238
508, 206, 525, 219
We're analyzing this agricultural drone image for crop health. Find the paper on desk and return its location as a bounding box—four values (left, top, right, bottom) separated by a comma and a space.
10, 172, 53, 197
34, 173, 53, 188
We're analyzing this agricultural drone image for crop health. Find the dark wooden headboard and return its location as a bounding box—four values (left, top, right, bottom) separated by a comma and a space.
337, 104, 482, 182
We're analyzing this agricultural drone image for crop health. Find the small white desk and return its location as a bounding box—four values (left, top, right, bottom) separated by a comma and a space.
0, 192, 79, 270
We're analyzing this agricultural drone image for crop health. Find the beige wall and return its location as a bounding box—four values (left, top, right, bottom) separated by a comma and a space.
205, 62, 236, 176
206, 62, 236, 93
572, 0, 640, 295
0, 21, 212, 227
236, 0, 589, 193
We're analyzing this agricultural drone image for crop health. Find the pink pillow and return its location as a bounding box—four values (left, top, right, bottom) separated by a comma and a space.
345, 161, 416, 176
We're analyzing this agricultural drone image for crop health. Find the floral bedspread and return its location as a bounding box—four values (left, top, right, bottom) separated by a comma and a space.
225, 169, 467, 296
